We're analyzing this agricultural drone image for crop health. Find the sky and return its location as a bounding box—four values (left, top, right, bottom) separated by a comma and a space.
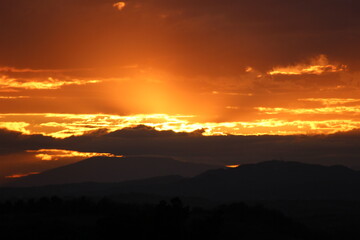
1, 0, 360, 181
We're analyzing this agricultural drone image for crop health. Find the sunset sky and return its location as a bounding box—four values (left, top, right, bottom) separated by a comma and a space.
1, 0, 360, 181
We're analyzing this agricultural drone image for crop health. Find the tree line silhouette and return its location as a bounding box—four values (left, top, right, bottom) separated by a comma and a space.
0, 196, 324, 240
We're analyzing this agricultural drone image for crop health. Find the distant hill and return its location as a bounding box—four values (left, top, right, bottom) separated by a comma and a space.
5, 156, 218, 187
2, 160, 360, 201
100, 160, 360, 201
170, 160, 360, 200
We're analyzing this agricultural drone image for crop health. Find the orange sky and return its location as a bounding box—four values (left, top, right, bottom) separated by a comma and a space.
0, 0, 360, 181
0, 54, 359, 137
0, 1, 359, 137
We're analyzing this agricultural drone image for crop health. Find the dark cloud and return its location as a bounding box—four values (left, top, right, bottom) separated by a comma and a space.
1, 126, 360, 180
106, 125, 205, 138
0, 0, 358, 75
0, 128, 55, 154
58, 126, 360, 168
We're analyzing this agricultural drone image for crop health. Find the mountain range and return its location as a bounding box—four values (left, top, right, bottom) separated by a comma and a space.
2, 157, 360, 201
5, 156, 218, 187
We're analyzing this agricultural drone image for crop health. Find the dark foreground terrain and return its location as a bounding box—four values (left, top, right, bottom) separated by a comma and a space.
0, 196, 322, 240
2, 160, 360, 239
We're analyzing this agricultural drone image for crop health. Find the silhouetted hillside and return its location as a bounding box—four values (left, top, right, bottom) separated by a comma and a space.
2, 160, 360, 201
172, 160, 360, 200
0, 175, 185, 200
3, 161, 360, 238
64, 160, 359, 201
6, 156, 218, 187
0, 197, 319, 240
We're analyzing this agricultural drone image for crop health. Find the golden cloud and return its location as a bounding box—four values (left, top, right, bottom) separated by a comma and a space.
5, 172, 39, 179
0, 66, 94, 74
27, 149, 123, 161
226, 165, 241, 168
256, 106, 360, 115
0, 67, 63, 73
0, 96, 29, 99
268, 55, 346, 76
0, 121, 30, 133
113, 2, 126, 11
2, 113, 360, 137
0, 76, 100, 90
299, 98, 360, 106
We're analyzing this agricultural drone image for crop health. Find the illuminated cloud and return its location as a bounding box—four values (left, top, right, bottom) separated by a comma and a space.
194, 119, 360, 136
268, 55, 346, 76
245, 67, 254, 73
3, 125, 360, 181
212, 91, 253, 96
5, 172, 39, 179
0, 76, 100, 90
41, 114, 199, 138
0, 113, 197, 138
225, 165, 240, 168
299, 98, 360, 106
2, 113, 360, 138
0, 66, 66, 73
0, 96, 29, 99
256, 106, 360, 115
113, 2, 126, 11
27, 149, 123, 161
0, 122, 30, 133
226, 106, 239, 110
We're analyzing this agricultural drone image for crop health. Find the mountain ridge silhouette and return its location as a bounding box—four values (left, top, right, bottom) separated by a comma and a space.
2, 159, 360, 201
5, 156, 218, 187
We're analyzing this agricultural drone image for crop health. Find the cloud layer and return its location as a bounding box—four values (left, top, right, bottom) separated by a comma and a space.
1, 126, 360, 182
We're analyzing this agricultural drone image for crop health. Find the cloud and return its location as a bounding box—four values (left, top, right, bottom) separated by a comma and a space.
299, 98, 360, 106
268, 55, 347, 76
256, 106, 360, 115
107, 124, 205, 138
0, 96, 29, 99
1, 126, 360, 181
27, 149, 122, 161
0, 0, 358, 75
0, 122, 30, 133
5, 172, 39, 179
0, 66, 68, 73
0, 113, 205, 138
0, 76, 100, 90
113, 2, 126, 11
0, 128, 55, 154
59, 125, 360, 168
2, 112, 360, 138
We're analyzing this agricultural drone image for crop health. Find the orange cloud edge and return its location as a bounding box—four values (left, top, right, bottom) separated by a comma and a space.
6, 172, 40, 179
1, 112, 360, 138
